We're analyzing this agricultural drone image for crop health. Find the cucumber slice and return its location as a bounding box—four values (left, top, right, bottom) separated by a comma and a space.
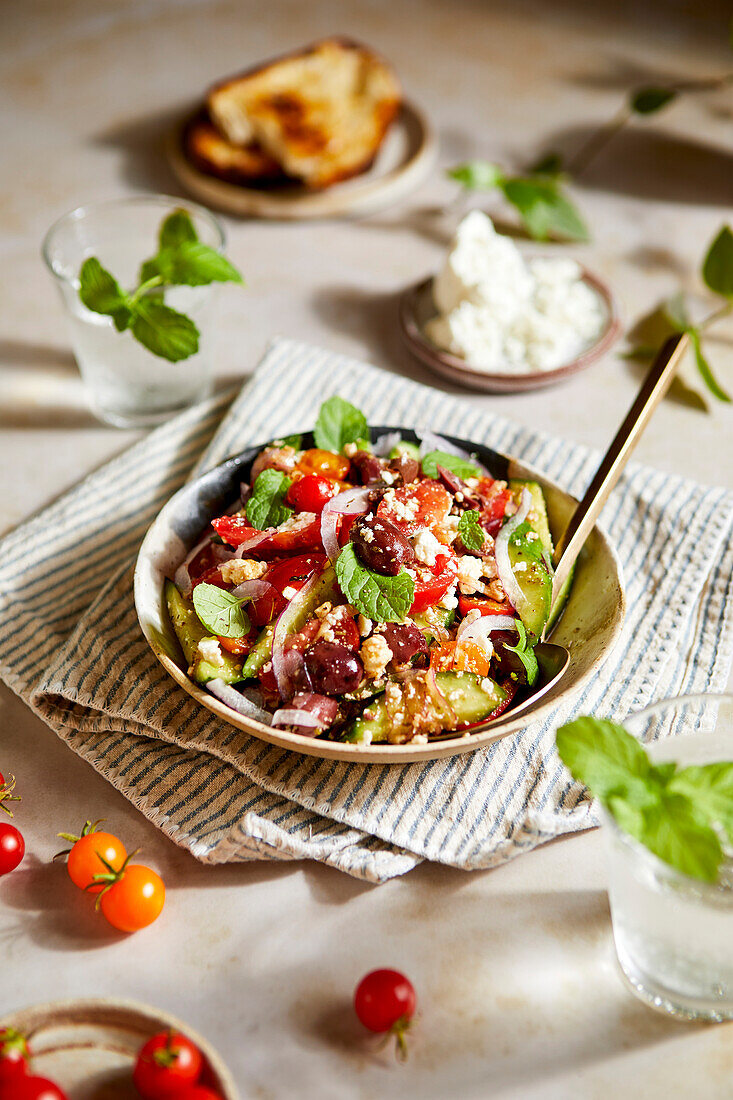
241, 623, 275, 679
389, 440, 420, 461
509, 479, 573, 634
165, 579, 243, 685
344, 672, 506, 744
507, 480, 554, 636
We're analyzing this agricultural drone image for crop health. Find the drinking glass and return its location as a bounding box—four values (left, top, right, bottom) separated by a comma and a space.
42, 195, 224, 428
602, 693, 733, 1021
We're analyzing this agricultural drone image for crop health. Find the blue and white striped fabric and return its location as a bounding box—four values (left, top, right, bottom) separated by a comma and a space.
1, 338, 731, 884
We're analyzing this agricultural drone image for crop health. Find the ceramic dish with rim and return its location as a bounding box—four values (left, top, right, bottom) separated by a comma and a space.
0, 998, 238, 1098
167, 101, 436, 220
399, 271, 621, 394
134, 427, 625, 763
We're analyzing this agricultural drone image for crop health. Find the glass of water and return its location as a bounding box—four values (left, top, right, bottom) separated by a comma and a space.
603, 693, 733, 1021
42, 195, 224, 428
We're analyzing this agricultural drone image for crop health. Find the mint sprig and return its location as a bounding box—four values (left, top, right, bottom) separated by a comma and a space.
457, 510, 484, 552
556, 716, 733, 883
192, 583, 251, 638
335, 543, 414, 623
421, 450, 481, 480
245, 469, 293, 530
313, 397, 368, 453
78, 208, 243, 362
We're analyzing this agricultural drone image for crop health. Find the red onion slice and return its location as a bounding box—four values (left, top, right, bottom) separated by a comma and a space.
417, 431, 490, 476
320, 486, 371, 562
457, 613, 518, 643
494, 488, 533, 617
207, 679, 273, 725
234, 530, 277, 557
372, 431, 402, 457
173, 536, 237, 598
230, 579, 275, 601
270, 708, 323, 733
291, 691, 338, 725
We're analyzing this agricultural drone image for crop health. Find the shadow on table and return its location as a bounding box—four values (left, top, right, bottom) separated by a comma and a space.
0, 339, 104, 429
91, 108, 189, 198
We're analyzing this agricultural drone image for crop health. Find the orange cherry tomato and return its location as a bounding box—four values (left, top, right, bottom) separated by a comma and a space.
67, 831, 127, 894
100, 864, 165, 932
297, 448, 351, 481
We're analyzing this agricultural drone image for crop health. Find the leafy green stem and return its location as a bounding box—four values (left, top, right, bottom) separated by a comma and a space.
566, 104, 632, 177
128, 274, 163, 307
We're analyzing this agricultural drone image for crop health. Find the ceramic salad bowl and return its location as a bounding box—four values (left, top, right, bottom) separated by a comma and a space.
134, 427, 625, 763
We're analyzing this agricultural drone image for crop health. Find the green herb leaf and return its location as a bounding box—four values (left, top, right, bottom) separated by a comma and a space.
501, 619, 539, 686
245, 469, 293, 530
621, 792, 723, 883
670, 761, 733, 844
556, 717, 654, 804
144, 241, 243, 287
702, 225, 733, 298
130, 298, 199, 362
271, 433, 302, 449
78, 258, 132, 331
620, 345, 657, 362
509, 520, 548, 568
335, 543, 414, 623
689, 327, 731, 403
192, 583, 251, 638
662, 291, 690, 331
630, 87, 677, 115
313, 397, 368, 453
529, 152, 565, 177
501, 177, 589, 242
421, 450, 481, 479
447, 161, 505, 190
159, 208, 198, 249
457, 510, 485, 552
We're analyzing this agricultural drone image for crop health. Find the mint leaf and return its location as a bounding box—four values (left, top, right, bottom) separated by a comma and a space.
556, 716, 654, 804
457, 510, 485, 552
627, 792, 723, 883
689, 327, 731, 403
78, 258, 132, 331
271, 433, 302, 449
670, 762, 733, 844
421, 451, 481, 479
631, 87, 677, 115
193, 583, 250, 638
335, 543, 414, 623
447, 161, 505, 190
501, 177, 588, 242
313, 397, 368, 453
130, 299, 199, 362
702, 225, 733, 298
145, 242, 243, 287
245, 469, 293, 530
159, 208, 198, 249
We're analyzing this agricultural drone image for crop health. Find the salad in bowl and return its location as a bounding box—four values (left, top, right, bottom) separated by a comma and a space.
163, 397, 569, 746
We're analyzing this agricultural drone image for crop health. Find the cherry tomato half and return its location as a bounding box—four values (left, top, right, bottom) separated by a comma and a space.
410, 556, 458, 615
250, 554, 327, 626
377, 480, 452, 537
0, 1027, 30, 1082
458, 596, 514, 618
100, 864, 165, 933
212, 514, 322, 556
296, 448, 350, 481
0, 823, 24, 876
66, 830, 127, 894
286, 474, 336, 514
11, 1077, 67, 1100
354, 969, 416, 1033
133, 1030, 203, 1099
479, 482, 512, 537
218, 625, 259, 655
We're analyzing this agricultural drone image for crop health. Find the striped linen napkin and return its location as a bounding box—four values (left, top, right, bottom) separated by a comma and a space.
1, 338, 731, 884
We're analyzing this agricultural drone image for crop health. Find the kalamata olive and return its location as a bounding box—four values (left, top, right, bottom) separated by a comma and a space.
437, 465, 480, 508
304, 640, 364, 695
378, 623, 427, 664
349, 451, 384, 486
351, 516, 416, 576
388, 454, 420, 485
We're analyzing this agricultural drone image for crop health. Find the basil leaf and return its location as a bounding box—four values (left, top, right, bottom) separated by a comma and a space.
78, 258, 132, 331
670, 762, 733, 844
630, 87, 677, 115
702, 225, 733, 298
447, 161, 505, 190
245, 469, 293, 530
457, 510, 485, 552
501, 619, 539, 686
159, 208, 198, 249
421, 451, 481, 479
335, 543, 414, 623
130, 299, 200, 362
313, 396, 368, 453
145, 241, 243, 287
501, 177, 588, 242
193, 582, 250, 638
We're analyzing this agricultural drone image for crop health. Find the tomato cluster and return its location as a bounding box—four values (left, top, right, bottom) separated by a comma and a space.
56, 820, 164, 933
0, 1028, 66, 1099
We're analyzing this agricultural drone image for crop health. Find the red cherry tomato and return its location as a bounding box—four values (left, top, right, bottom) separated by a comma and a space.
354, 969, 416, 1034
210, 516, 260, 546
185, 543, 228, 586
479, 483, 512, 537
329, 613, 360, 651
286, 474, 336, 514
377, 480, 452, 536
11, 1078, 67, 1100
458, 596, 514, 618
250, 554, 327, 626
99, 864, 165, 933
218, 626, 259, 655
212, 514, 322, 555
410, 556, 458, 615
0, 822, 24, 875
0, 1027, 30, 1082
64, 826, 127, 894
133, 1030, 203, 1099
296, 448, 351, 481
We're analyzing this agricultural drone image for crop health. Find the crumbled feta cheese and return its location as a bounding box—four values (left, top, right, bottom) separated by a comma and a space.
380, 470, 397, 485
360, 634, 393, 678
357, 614, 373, 637
219, 558, 268, 584
412, 527, 444, 567
343, 442, 358, 457
439, 587, 459, 610
381, 488, 419, 522
197, 637, 225, 667
513, 561, 528, 573
457, 554, 484, 595
315, 602, 333, 620
281, 585, 298, 599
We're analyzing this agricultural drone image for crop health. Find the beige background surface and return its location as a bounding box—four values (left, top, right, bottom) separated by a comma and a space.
1, 1, 732, 1096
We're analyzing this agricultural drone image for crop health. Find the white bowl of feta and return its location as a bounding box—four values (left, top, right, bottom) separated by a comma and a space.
400, 211, 620, 393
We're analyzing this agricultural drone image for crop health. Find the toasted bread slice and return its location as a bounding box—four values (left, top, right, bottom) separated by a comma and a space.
183, 110, 289, 187
207, 38, 401, 189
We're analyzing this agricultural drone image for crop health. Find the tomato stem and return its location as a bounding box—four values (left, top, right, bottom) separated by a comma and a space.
88, 847, 141, 909
0, 775, 21, 818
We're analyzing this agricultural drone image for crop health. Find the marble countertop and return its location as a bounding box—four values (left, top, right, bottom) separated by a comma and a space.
1, 1, 732, 1096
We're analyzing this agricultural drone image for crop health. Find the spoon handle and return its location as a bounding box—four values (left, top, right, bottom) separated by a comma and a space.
549, 332, 690, 620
